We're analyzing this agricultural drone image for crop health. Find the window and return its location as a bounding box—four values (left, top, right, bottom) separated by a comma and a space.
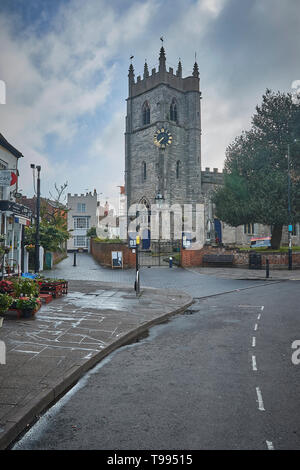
292, 224, 299, 236
170, 99, 177, 122
142, 101, 150, 125
74, 217, 90, 229
77, 203, 86, 213
143, 162, 147, 181
0, 159, 7, 200
176, 160, 181, 179
74, 236, 87, 247
244, 223, 255, 235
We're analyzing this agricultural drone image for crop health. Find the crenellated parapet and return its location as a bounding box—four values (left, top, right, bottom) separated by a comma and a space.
128, 48, 200, 98
201, 168, 225, 194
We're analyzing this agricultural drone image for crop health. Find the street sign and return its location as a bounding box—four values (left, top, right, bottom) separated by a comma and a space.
288, 225, 293, 232
0, 170, 17, 186
112, 251, 123, 268
129, 238, 137, 249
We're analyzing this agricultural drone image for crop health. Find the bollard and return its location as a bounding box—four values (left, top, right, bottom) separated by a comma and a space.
266, 258, 269, 278
73, 251, 77, 267
169, 256, 173, 268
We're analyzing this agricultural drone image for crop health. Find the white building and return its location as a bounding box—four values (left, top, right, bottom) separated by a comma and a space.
67, 190, 98, 251
0, 133, 32, 273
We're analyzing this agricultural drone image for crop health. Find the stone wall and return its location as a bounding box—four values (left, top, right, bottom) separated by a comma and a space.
90, 239, 136, 269
181, 245, 300, 269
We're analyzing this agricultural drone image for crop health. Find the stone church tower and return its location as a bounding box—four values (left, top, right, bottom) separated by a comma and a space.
125, 47, 202, 212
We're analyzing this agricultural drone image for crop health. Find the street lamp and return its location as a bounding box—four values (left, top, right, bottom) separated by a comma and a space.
31, 164, 41, 273
287, 144, 292, 270
155, 192, 164, 209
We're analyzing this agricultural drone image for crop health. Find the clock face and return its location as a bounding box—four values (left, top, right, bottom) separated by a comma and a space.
154, 128, 172, 149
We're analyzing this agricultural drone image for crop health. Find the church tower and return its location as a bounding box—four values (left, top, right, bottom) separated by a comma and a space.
125, 47, 202, 212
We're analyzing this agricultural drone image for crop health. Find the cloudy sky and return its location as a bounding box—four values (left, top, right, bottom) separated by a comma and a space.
0, 0, 299, 207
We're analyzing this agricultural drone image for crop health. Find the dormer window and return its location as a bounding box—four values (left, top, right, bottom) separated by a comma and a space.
142, 101, 150, 125
170, 99, 177, 122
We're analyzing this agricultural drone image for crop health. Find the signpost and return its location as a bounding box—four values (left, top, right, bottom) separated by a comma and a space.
112, 251, 123, 269
135, 235, 140, 295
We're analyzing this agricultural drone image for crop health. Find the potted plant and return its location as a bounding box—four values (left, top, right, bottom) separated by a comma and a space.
0, 293, 13, 314
12, 278, 40, 298
0, 280, 14, 294
15, 296, 40, 318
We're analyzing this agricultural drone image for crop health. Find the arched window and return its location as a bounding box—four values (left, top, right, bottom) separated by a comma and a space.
170, 99, 177, 122
142, 162, 147, 181
142, 101, 150, 125
176, 160, 181, 179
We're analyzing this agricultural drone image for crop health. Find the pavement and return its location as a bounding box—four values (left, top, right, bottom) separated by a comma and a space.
185, 266, 300, 281
0, 279, 192, 450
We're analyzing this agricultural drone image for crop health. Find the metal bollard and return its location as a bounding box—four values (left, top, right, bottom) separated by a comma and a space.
169, 256, 173, 268
73, 251, 77, 267
266, 258, 269, 278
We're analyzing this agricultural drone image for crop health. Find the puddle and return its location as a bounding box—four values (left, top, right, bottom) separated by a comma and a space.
121, 330, 150, 346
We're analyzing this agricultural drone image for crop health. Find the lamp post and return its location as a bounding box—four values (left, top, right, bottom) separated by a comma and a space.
31, 164, 41, 273
155, 192, 164, 209
287, 144, 292, 270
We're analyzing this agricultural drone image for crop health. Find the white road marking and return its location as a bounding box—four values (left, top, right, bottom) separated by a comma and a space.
266, 440, 274, 450
256, 387, 265, 411
238, 305, 264, 308
84, 352, 93, 359
252, 337, 256, 347
257, 313, 261, 320
261, 306, 264, 311
252, 355, 258, 371
14, 350, 39, 354
254, 323, 258, 331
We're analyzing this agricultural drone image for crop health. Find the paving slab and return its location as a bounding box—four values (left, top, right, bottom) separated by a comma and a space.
185, 266, 300, 280
0, 280, 192, 449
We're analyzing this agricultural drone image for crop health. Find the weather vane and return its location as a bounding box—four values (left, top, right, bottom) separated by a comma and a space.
160, 36, 164, 44
130, 55, 134, 63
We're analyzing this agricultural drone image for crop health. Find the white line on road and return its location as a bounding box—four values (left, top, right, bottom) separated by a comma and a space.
257, 313, 261, 320
254, 323, 258, 331
256, 387, 265, 411
252, 355, 258, 371
252, 337, 256, 347
261, 306, 264, 311
266, 440, 274, 450
238, 305, 264, 308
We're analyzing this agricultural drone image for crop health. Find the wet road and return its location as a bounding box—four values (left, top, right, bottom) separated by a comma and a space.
45, 252, 268, 298
12, 271, 300, 449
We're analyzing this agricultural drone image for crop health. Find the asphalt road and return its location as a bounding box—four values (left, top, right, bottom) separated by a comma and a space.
13, 280, 300, 450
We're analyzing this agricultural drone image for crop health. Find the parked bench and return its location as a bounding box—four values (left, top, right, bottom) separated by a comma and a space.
202, 254, 234, 267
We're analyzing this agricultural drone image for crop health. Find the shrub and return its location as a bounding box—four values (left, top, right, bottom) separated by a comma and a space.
0, 293, 13, 314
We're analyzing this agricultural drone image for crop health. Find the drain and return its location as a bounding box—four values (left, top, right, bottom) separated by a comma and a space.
182, 308, 199, 315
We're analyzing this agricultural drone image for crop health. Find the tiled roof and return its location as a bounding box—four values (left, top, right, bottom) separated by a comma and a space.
0, 133, 23, 158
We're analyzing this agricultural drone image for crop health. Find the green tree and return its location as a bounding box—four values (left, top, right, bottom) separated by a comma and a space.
25, 182, 71, 252
24, 223, 69, 252
86, 226, 97, 238
213, 89, 300, 249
